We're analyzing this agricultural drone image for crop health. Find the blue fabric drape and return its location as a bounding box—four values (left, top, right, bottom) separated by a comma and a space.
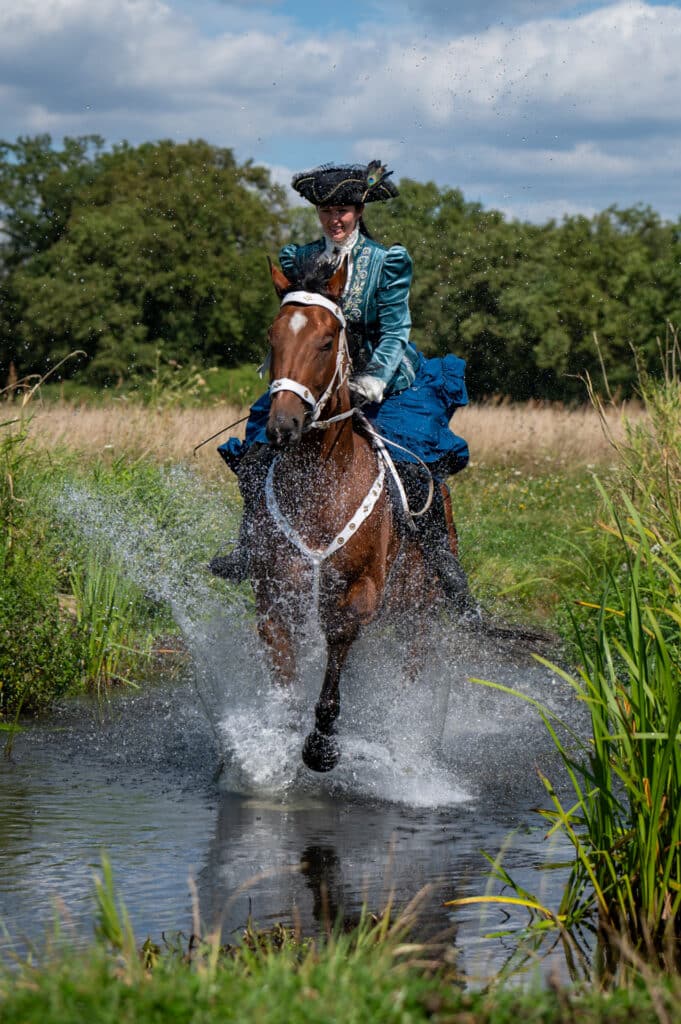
218, 353, 469, 479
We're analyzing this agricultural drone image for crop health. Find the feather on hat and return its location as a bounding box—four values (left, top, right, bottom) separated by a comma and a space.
291, 161, 398, 205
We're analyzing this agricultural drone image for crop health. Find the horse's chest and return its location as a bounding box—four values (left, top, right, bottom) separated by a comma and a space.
265, 468, 383, 564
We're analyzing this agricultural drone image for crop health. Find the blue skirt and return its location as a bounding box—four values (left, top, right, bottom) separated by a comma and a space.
219, 353, 469, 479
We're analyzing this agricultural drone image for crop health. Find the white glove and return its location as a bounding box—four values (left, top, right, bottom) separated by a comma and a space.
348, 373, 386, 404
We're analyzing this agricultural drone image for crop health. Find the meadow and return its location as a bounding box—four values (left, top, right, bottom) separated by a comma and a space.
24, 394, 638, 629
2, 371, 680, 1016
0, 390, 648, 711
28, 393, 637, 469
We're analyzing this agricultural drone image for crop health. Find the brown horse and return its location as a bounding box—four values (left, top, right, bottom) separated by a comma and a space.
246, 258, 430, 772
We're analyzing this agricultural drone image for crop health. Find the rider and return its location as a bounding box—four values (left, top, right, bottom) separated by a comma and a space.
210, 161, 477, 618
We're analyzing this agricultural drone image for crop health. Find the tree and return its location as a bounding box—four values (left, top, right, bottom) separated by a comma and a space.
2, 139, 679, 398
0, 134, 105, 267
1, 139, 287, 384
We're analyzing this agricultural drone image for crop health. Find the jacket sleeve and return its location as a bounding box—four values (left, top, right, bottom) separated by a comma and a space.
279, 243, 300, 282
363, 245, 413, 385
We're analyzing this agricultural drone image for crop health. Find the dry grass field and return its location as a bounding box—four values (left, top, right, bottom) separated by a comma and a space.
25, 397, 643, 474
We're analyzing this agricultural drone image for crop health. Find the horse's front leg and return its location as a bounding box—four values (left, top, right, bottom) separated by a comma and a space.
254, 586, 298, 687
301, 637, 351, 772
302, 575, 379, 773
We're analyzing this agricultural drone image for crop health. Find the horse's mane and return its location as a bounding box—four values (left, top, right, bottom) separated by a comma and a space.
283, 256, 338, 303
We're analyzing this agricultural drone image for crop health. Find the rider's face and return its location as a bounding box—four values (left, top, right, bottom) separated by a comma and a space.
317, 204, 363, 244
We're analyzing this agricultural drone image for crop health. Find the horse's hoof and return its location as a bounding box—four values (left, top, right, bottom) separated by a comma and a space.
302, 729, 340, 773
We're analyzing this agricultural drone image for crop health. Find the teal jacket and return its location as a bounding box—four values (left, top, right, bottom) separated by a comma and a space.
279, 236, 420, 396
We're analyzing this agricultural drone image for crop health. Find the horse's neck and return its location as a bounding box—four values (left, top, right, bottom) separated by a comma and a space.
274, 405, 374, 505
272, 412, 376, 528
288, 417, 359, 482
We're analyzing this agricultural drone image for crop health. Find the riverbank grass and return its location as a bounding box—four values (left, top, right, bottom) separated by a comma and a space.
1, 393, 622, 716
3, 856, 681, 1024
453, 338, 681, 975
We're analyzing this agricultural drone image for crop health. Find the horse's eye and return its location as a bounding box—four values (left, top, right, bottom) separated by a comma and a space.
319, 338, 334, 353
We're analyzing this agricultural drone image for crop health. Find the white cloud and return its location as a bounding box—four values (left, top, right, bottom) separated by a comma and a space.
496, 196, 601, 223
1, 0, 681, 220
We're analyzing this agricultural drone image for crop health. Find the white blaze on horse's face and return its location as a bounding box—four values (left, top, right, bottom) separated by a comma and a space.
289, 310, 308, 336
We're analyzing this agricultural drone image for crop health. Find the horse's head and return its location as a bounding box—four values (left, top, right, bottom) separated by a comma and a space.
266, 259, 349, 447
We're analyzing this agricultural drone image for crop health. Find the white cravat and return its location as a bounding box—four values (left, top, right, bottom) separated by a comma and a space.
324, 227, 359, 294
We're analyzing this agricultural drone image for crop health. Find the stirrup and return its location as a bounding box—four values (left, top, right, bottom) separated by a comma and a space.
208, 549, 248, 583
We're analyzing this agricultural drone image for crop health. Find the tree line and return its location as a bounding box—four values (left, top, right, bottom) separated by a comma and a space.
2, 135, 679, 400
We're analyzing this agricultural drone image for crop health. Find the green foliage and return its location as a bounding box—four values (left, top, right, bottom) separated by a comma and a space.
2, 136, 681, 400
0, 415, 82, 715
69, 550, 151, 694
365, 183, 681, 399
0, 394, 187, 714
1, 137, 285, 386
3, 863, 681, 1024
93, 854, 137, 959
0, 134, 105, 266
452, 462, 606, 629
0, 542, 82, 716
460, 346, 681, 974
203, 363, 264, 406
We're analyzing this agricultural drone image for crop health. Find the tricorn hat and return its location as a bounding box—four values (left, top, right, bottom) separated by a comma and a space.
291, 161, 398, 206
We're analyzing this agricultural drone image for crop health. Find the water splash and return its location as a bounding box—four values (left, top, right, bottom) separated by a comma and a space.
55, 465, 567, 809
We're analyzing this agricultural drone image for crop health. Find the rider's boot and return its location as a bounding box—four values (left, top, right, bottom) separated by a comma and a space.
416, 492, 475, 616
209, 443, 273, 582
399, 465, 480, 621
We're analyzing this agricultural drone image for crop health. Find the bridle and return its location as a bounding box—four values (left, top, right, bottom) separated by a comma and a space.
194, 288, 433, 521
268, 291, 353, 429
265, 289, 386, 591
266, 288, 433, 550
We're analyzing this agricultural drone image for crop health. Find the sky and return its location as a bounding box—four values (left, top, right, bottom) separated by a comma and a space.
1, 0, 680, 223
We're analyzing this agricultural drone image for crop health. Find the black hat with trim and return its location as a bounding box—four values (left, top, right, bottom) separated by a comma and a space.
291, 161, 398, 206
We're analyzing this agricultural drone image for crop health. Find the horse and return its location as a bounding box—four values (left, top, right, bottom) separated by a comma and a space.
245, 257, 432, 773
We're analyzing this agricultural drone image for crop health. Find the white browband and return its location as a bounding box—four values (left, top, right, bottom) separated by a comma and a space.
280, 291, 346, 327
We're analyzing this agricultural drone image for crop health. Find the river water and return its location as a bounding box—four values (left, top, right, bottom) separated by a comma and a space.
0, 606, 580, 983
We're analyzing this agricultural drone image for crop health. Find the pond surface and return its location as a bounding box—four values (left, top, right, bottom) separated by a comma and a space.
0, 611, 581, 983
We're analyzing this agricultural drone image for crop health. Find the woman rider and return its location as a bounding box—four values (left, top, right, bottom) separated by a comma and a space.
210, 161, 477, 618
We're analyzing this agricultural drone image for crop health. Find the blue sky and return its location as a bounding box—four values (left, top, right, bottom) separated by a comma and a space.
2, 0, 681, 222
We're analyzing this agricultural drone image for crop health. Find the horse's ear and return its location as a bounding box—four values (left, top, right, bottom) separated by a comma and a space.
269, 257, 291, 298
326, 256, 348, 300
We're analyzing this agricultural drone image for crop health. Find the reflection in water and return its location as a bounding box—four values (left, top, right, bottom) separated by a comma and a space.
0, 463, 582, 979
198, 793, 472, 947
0, 597, 578, 983
300, 845, 346, 929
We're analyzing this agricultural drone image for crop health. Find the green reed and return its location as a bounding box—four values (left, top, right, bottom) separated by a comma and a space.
69, 550, 151, 693
1, 367, 85, 716
544, 507, 680, 949
6, 856, 681, 1023
452, 331, 681, 974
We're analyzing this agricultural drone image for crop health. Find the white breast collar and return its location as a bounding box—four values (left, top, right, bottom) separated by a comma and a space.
265, 457, 385, 568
